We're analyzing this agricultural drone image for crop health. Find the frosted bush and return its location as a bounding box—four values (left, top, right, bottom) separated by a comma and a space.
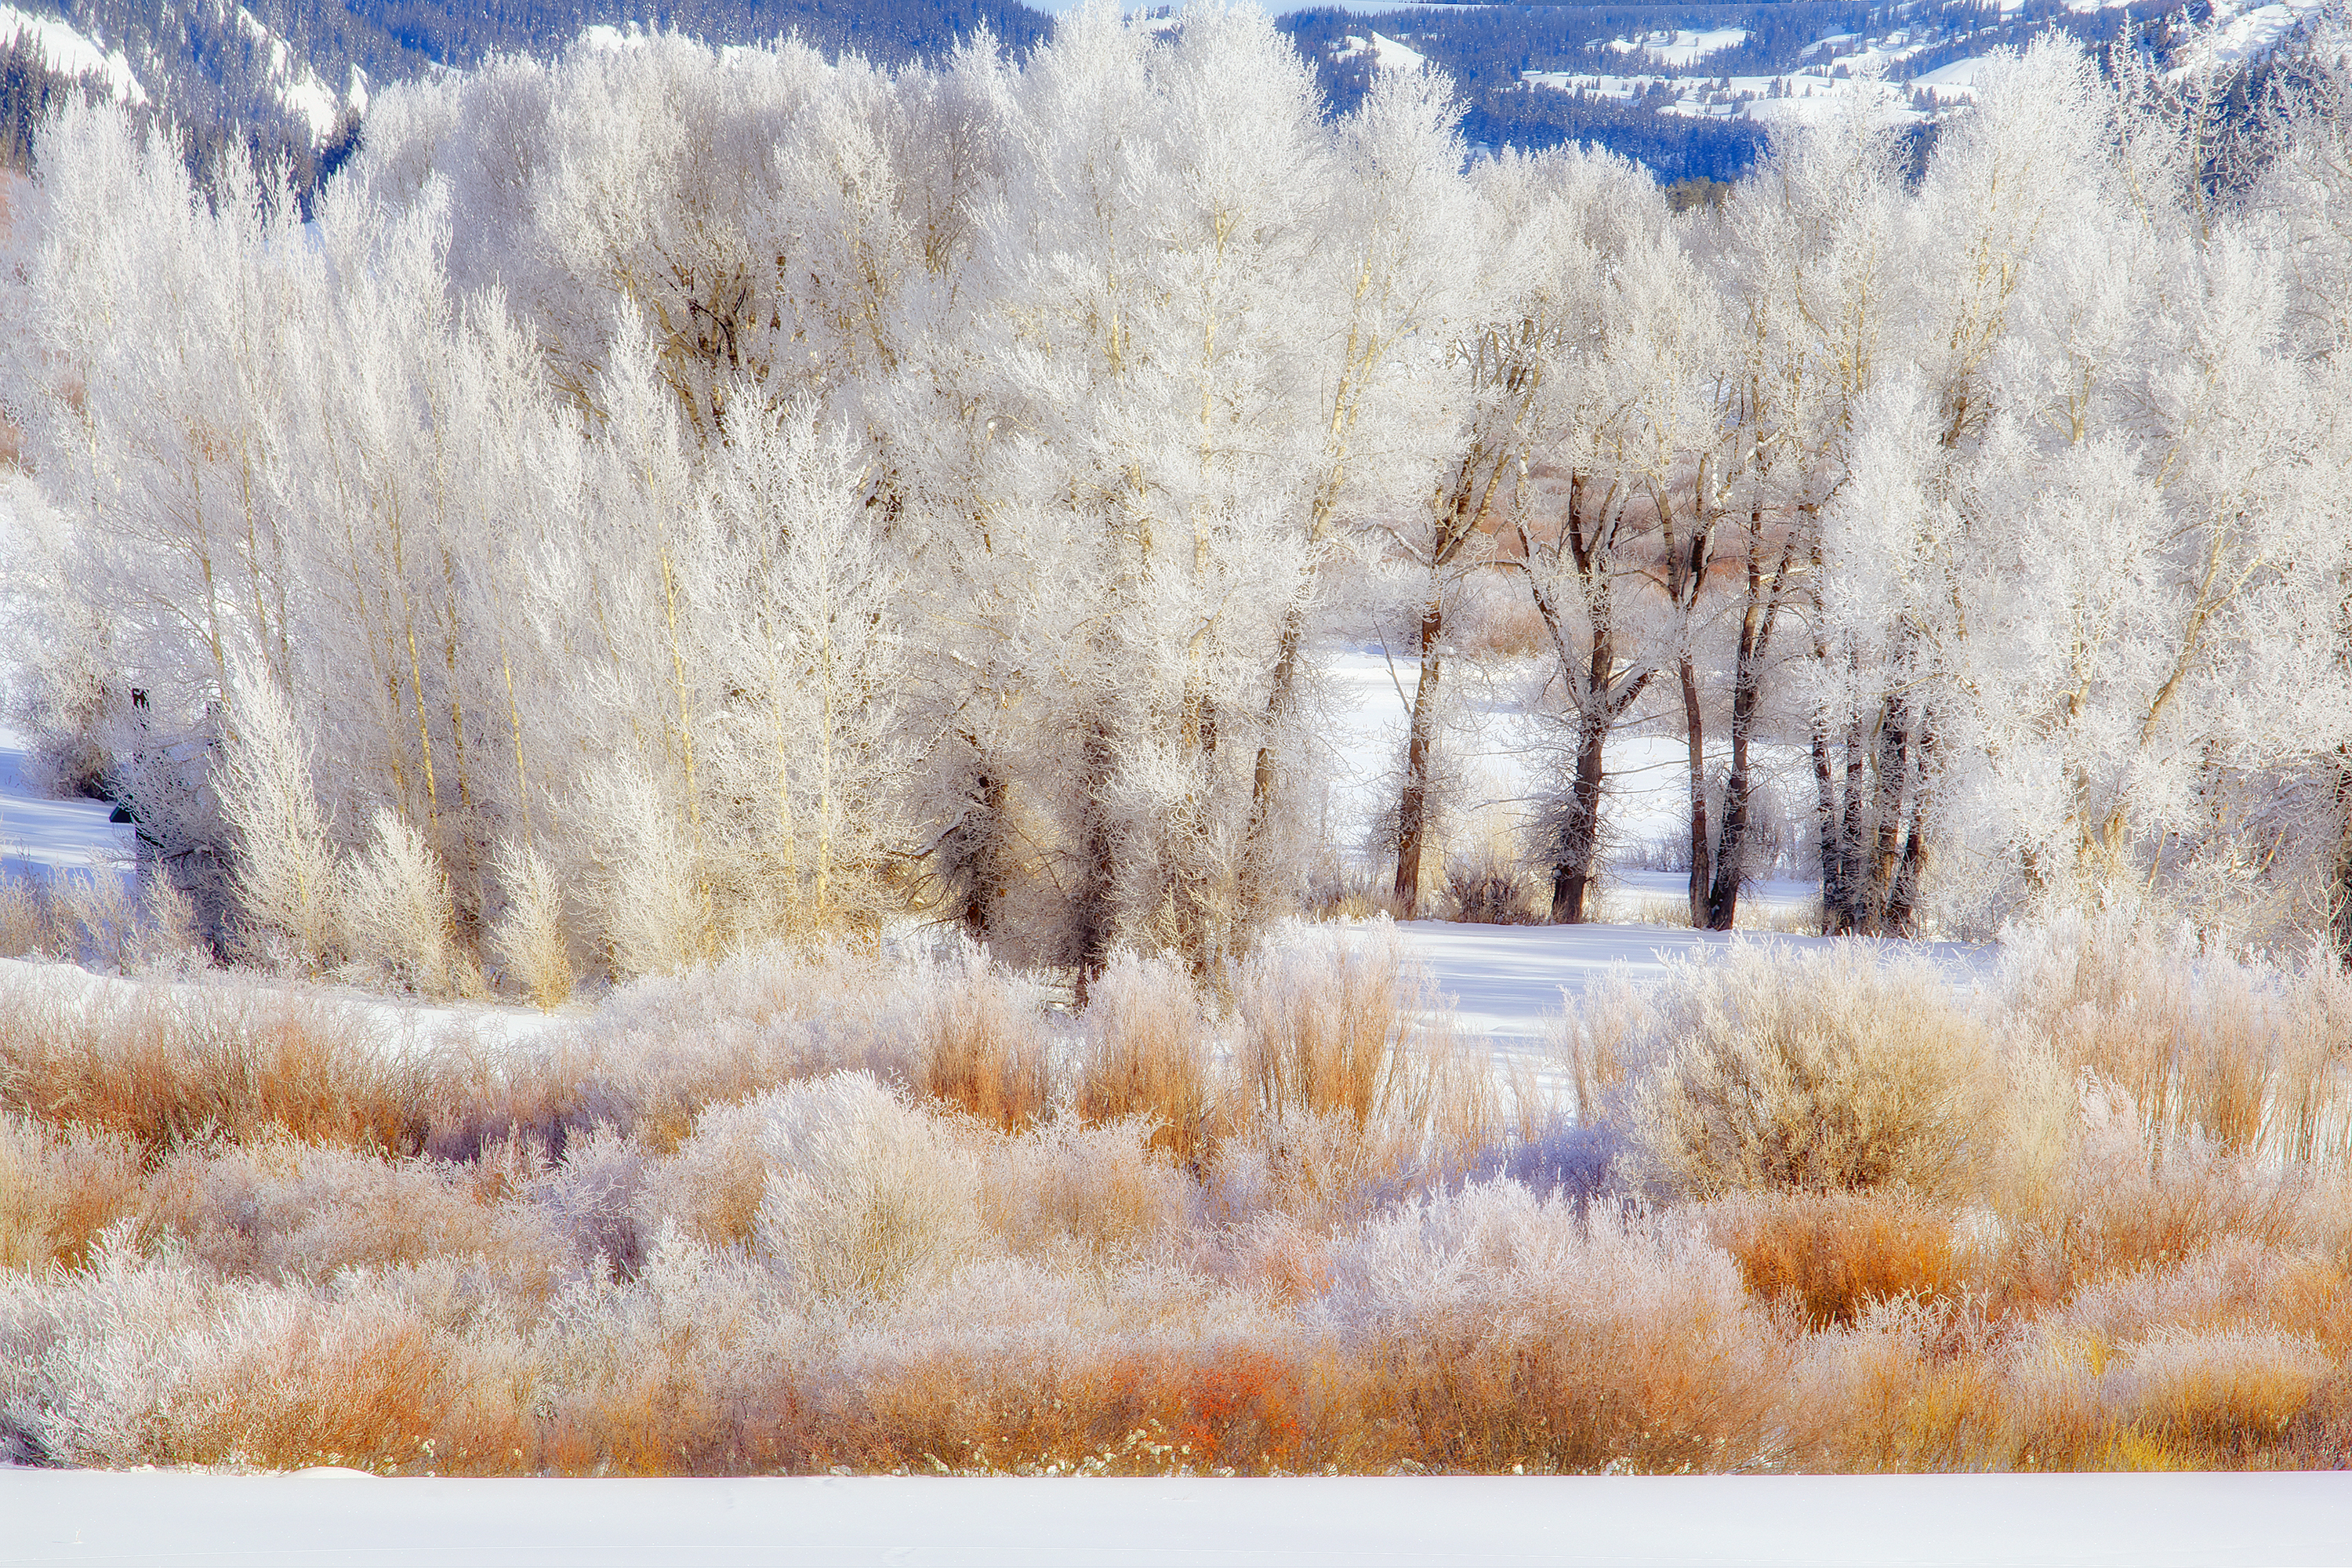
975, 1114, 1195, 1262
751, 1073, 985, 1305
527, 1127, 654, 1276
343, 811, 468, 999
1626, 944, 1997, 1198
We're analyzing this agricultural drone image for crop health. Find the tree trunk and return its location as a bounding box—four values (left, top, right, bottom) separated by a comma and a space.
1393, 590, 1445, 916
1704, 528, 1790, 932
1071, 713, 1120, 996
1681, 654, 1710, 927
1705, 686, 1754, 931
1812, 710, 1846, 935
1552, 714, 1608, 923
1836, 706, 1871, 933
1886, 710, 1935, 937
2333, 753, 2352, 967
1864, 693, 1913, 932
946, 754, 1009, 942
1238, 601, 1308, 932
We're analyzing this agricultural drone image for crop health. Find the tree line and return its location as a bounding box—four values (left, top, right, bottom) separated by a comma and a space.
5, 6, 2352, 1000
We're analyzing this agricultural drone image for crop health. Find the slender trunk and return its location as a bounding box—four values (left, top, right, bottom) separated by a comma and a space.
1705, 528, 1793, 931
1809, 527, 1845, 934
1393, 590, 1444, 916
1706, 686, 1754, 931
1813, 716, 1845, 935
1837, 702, 1871, 934
1681, 654, 1710, 927
956, 768, 1009, 940
2332, 753, 2352, 967
1239, 603, 1305, 927
1072, 712, 1120, 993
1552, 717, 1607, 923
1866, 692, 1913, 931
1885, 709, 1936, 936
386, 495, 442, 844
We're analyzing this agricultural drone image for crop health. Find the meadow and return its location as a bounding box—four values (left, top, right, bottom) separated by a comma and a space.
6, 911, 2349, 1475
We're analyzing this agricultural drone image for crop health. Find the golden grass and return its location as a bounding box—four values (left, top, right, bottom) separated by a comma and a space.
0, 1112, 143, 1270
1704, 1187, 1965, 1329
1071, 953, 1214, 1161
9, 920, 2352, 1476
0, 976, 443, 1157
917, 962, 1052, 1132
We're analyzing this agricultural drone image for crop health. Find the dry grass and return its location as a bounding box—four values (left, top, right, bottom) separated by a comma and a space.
1999, 912, 2352, 1163
0, 975, 444, 1156
1300, 869, 1414, 924
1072, 953, 1214, 1160
0, 866, 202, 975
1442, 845, 1545, 925
1232, 933, 1489, 1142
9, 920, 2352, 1475
0, 1113, 143, 1270
1703, 1187, 1965, 1329
916, 951, 1051, 1132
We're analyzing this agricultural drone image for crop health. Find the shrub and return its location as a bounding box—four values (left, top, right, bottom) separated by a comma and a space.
1235, 931, 1488, 1142
490, 840, 574, 1011
1322, 1183, 1790, 1472
11, 925, 2352, 1478
343, 810, 475, 1000
1627, 945, 1998, 1199
916, 948, 1051, 1131
1703, 1187, 1964, 1328
752, 1073, 985, 1304
0, 1112, 142, 1270
1443, 844, 1544, 925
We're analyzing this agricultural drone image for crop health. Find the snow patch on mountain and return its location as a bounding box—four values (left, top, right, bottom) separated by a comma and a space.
1334, 31, 1428, 70
0, 4, 145, 104
233, 5, 347, 140
1613, 27, 1749, 66
2171, 0, 2330, 74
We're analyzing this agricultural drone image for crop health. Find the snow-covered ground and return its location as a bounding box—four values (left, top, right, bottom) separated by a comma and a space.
1392, 908, 1984, 1050
0, 731, 133, 884
1315, 648, 1813, 892
7, 1469, 2350, 1566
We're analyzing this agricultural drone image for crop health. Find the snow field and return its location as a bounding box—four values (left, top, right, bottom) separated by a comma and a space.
8, 1470, 2352, 1566
0, 731, 133, 883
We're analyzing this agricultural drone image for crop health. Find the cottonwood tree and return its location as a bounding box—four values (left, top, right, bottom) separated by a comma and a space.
1384, 147, 1573, 916
1711, 96, 1906, 932
1486, 149, 1675, 923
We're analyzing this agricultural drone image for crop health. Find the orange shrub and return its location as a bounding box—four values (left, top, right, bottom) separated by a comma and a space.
1705, 1188, 1965, 1328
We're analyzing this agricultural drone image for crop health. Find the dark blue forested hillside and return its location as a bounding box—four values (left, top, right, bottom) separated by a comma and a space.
1279, 0, 2222, 182
339, 0, 1052, 67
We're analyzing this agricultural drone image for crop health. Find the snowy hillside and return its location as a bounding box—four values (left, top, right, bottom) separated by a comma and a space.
0, 3, 140, 102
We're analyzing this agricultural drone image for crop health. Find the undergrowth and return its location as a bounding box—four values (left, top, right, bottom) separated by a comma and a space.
5, 912, 2352, 1474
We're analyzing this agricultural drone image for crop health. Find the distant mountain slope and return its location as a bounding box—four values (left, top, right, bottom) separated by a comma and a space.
1282, 0, 2259, 181
0, 0, 1050, 164
342, 0, 1052, 67
0, 0, 2303, 193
